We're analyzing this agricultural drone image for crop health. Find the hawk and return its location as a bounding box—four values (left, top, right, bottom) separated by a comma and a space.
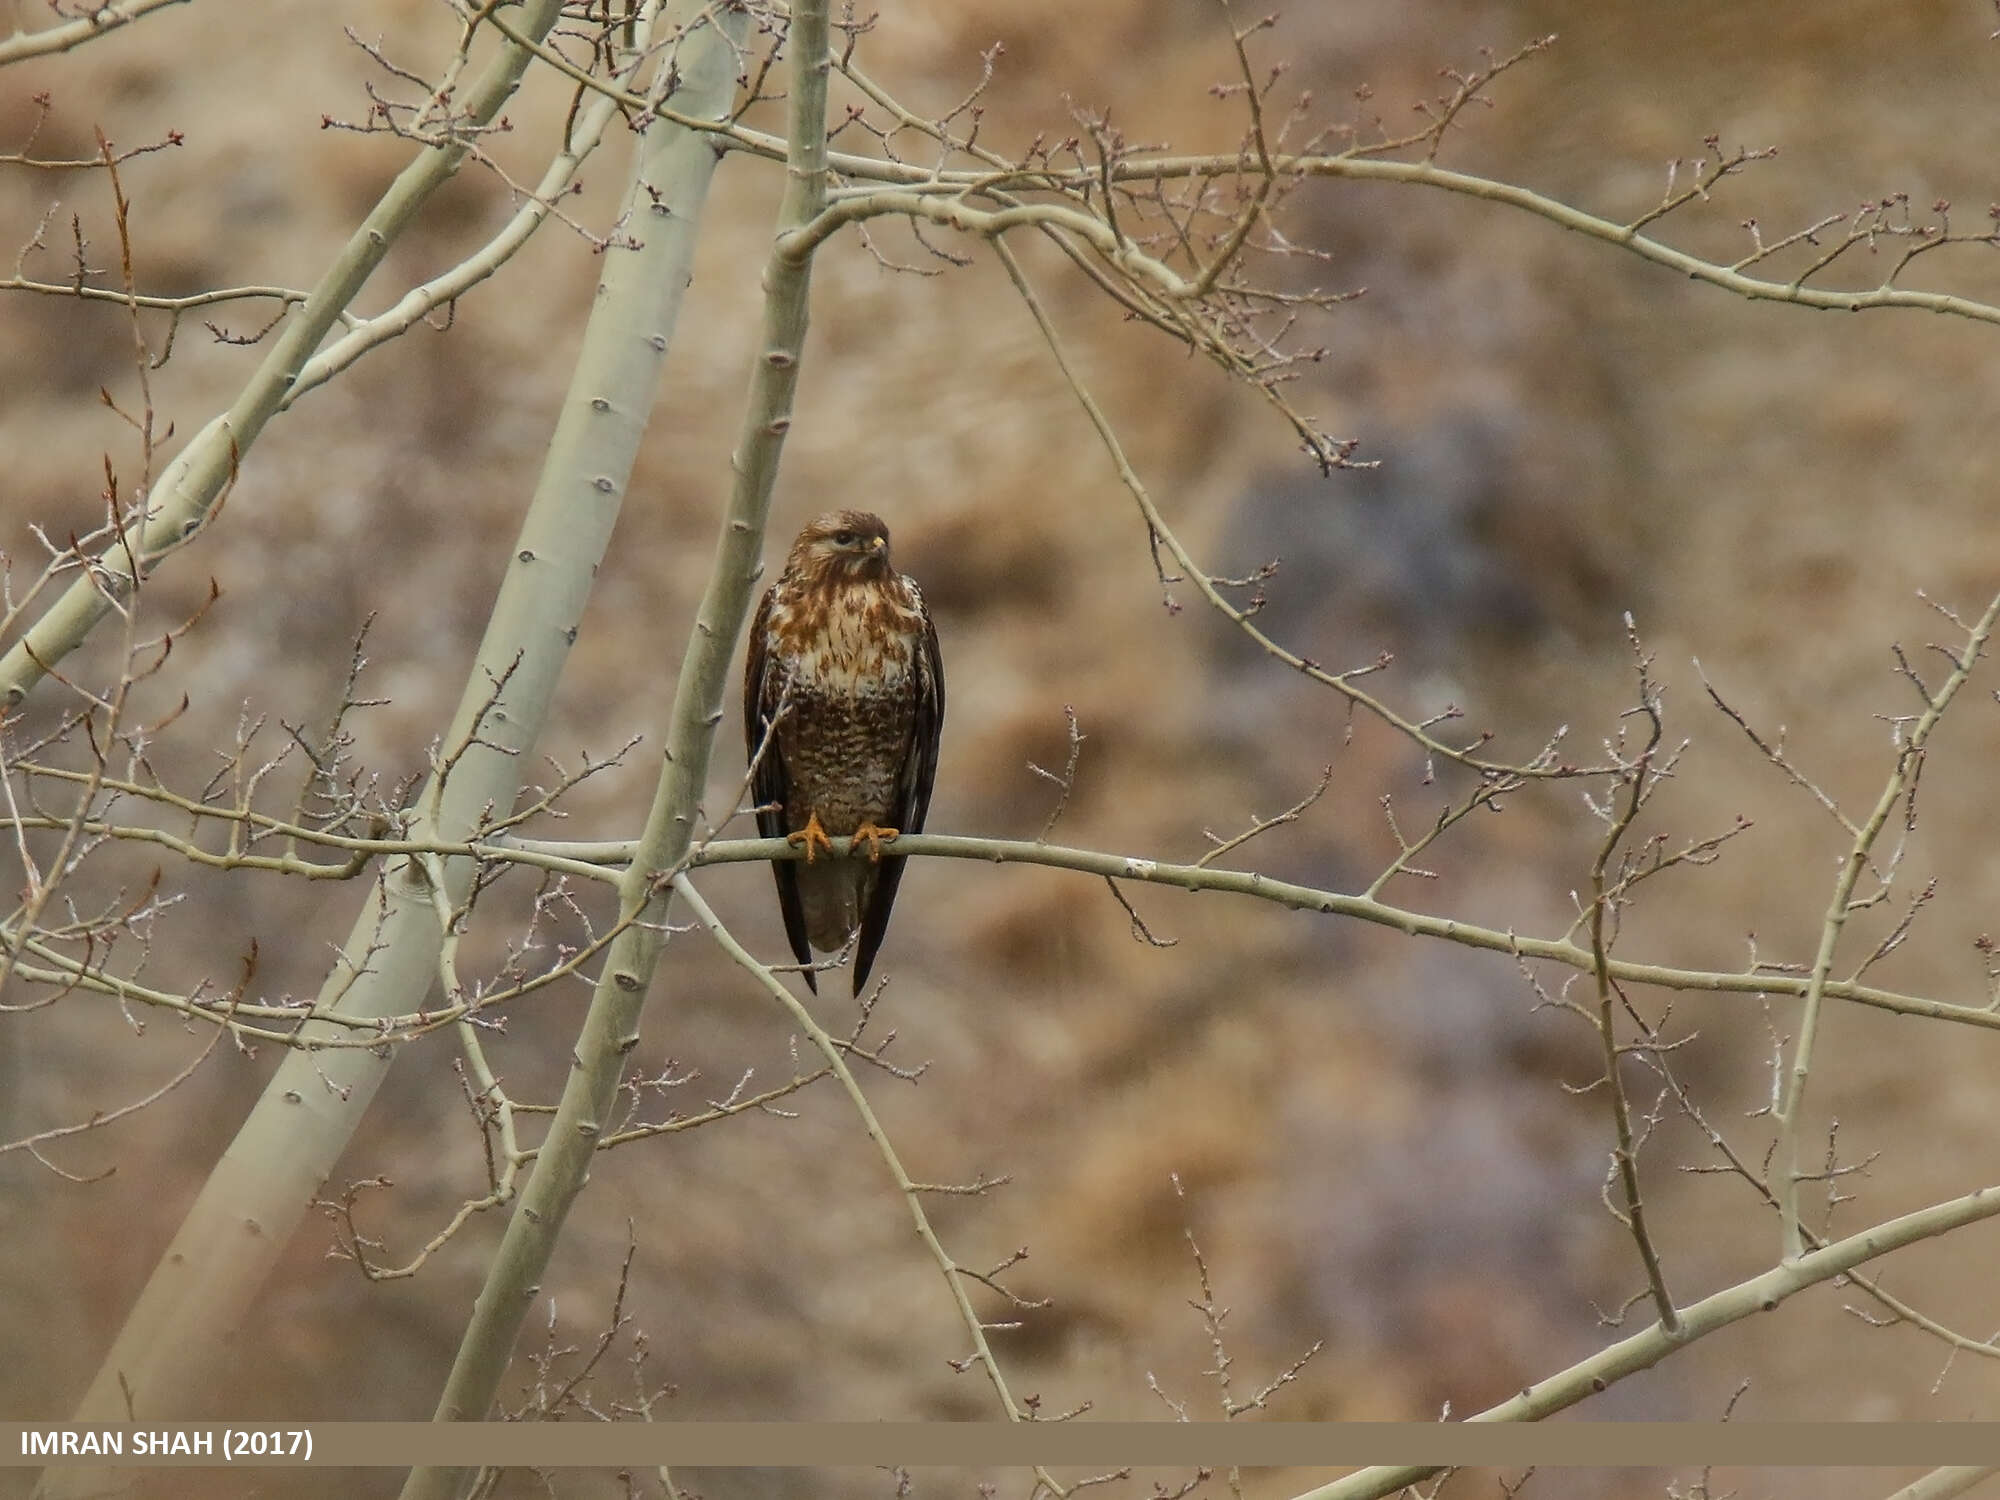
744, 509, 944, 994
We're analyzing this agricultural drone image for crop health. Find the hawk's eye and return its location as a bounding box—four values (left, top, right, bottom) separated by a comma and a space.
831, 530, 856, 546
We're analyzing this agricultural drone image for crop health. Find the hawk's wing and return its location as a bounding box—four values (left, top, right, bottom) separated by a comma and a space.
852, 581, 945, 994
744, 584, 816, 989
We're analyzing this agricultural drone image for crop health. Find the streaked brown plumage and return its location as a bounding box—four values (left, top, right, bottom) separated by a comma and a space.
744, 509, 944, 994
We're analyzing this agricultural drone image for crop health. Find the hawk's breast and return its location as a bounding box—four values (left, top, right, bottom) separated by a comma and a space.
762, 575, 927, 836
768, 581, 925, 695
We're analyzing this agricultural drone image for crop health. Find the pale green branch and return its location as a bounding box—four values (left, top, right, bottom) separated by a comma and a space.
1774, 590, 2000, 1260
1292, 1180, 2000, 1500
675, 875, 1046, 1441
686, 833, 2000, 1034
1883, 1470, 2000, 1500
0, 0, 189, 66
280, 45, 644, 411
20, 826, 2000, 1046
45, 0, 743, 1466
400, 0, 825, 1483
839, 149, 2000, 329
479, 20, 2000, 334
0, 0, 566, 712
0, 279, 316, 317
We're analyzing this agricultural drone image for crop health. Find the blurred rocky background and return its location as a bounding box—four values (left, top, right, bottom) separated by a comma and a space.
6, 2, 2000, 1498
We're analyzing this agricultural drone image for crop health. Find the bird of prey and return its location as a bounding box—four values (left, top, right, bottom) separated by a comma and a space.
744, 509, 944, 994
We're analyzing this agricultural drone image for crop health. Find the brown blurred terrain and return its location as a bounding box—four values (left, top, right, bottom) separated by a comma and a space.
6, 2, 2000, 1498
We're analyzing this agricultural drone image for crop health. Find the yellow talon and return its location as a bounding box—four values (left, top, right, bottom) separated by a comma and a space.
851, 820, 900, 862
787, 810, 834, 864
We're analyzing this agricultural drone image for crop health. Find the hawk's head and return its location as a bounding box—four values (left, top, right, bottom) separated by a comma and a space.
790, 509, 895, 586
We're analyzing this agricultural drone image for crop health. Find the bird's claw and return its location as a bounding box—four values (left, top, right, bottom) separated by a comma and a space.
851, 820, 900, 862
788, 811, 834, 864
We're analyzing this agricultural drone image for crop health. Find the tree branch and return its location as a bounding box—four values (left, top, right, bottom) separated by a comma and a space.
1291, 1179, 2000, 1500
0, 0, 568, 712
401, 0, 828, 1483
46, 0, 747, 1466
674, 875, 1053, 1461
679, 833, 2000, 1034
1773, 590, 2000, 1260
0, 0, 190, 66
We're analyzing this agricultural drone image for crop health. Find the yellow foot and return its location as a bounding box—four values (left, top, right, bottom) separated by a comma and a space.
851, 820, 901, 862
787, 810, 834, 864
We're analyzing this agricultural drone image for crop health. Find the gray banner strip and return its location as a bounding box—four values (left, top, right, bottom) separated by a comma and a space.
6, 1423, 2000, 1469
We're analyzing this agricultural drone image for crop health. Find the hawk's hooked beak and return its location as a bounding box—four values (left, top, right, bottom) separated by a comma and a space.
866, 536, 889, 563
